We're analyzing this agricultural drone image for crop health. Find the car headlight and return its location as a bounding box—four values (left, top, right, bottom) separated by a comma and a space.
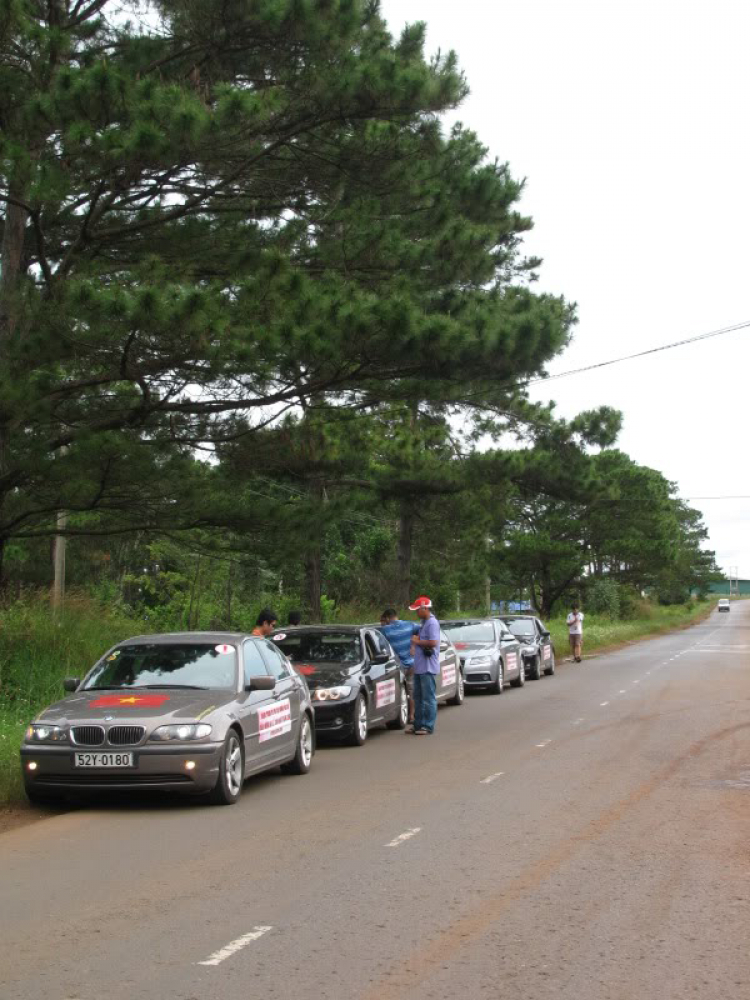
313, 686, 352, 702
149, 723, 212, 742
468, 656, 492, 667
25, 724, 67, 743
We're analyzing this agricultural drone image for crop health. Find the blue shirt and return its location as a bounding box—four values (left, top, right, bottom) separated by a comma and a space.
413, 615, 440, 675
379, 620, 418, 668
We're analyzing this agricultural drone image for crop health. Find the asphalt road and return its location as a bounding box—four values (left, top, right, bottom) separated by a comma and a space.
2, 607, 749, 1000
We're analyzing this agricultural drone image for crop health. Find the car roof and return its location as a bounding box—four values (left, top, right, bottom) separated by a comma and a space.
118, 632, 250, 646
272, 625, 364, 635
442, 618, 493, 626
497, 615, 536, 621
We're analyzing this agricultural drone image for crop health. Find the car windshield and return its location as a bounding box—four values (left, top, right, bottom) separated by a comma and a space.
504, 620, 535, 638
443, 623, 495, 643
273, 633, 362, 665
81, 643, 237, 691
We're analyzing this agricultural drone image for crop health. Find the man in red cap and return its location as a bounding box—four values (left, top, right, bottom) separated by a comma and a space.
408, 595, 440, 734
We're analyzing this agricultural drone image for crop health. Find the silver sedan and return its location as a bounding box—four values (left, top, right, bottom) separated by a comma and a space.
20, 632, 315, 806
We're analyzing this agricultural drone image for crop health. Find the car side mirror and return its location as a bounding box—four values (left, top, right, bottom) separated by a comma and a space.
439, 641, 449, 652
370, 652, 390, 665
541, 631, 550, 639
245, 675, 276, 691
63, 677, 80, 692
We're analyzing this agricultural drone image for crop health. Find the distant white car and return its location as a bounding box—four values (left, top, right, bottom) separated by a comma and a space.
718, 599, 730, 612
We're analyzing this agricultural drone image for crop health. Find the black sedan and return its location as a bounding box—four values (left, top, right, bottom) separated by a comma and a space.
497, 616, 556, 680
271, 626, 407, 745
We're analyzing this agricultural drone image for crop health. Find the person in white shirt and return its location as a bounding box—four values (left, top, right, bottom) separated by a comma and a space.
567, 604, 584, 662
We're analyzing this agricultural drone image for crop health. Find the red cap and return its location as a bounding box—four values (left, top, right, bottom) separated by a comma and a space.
408, 595, 432, 610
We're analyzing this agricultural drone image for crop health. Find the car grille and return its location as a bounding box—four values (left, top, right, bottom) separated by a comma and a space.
466, 673, 491, 683
108, 726, 145, 746
70, 725, 105, 746
35, 773, 193, 786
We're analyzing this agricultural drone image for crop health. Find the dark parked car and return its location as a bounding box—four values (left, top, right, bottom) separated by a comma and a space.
498, 616, 556, 679
442, 619, 524, 692
20, 633, 315, 806
272, 626, 408, 745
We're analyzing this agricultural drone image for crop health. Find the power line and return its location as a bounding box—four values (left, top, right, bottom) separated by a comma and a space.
525, 319, 750, 387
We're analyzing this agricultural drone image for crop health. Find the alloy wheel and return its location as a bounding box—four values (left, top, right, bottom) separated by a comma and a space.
225, 734, 243, 796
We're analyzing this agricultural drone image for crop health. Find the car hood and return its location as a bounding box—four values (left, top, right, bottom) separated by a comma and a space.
451, 642, 495, 655
37, 689, 237, 724
292, 664, 361, 689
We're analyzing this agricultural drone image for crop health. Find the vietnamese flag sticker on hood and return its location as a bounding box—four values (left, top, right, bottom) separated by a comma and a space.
295, 664, 317, 677
88, 694, 171, 709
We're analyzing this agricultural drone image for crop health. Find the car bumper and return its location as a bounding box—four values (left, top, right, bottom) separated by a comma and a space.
20, 743, 223, 794
463, 670, 495, 686
311, 700, 357, 738
718, 607, 730, 612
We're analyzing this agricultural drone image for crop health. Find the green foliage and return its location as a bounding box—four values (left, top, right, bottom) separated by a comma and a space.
585, 578, 621, 619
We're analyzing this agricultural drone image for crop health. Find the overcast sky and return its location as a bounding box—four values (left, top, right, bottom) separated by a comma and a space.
380, 0, 750, 578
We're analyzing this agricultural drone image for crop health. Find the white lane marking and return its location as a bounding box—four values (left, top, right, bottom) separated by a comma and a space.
619, 689, 627, 695
573, 717, 585, 725
646, 671, 651, 676
480, 772, 505, 784
535, 739, 552, 748
386, 827, 422, 847
633, 679, 640, 684
198, 926, 272, 967
600, 701, 609, 707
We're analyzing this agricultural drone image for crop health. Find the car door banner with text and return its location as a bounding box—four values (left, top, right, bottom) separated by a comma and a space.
375, 679, 396, 709
258, 699, 292, 742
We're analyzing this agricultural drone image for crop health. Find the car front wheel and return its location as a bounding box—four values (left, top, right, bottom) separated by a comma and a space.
544, 651, 556, 676
348, 693, 369, 746
449, 668, 465, 705
529, 654, 542, 681
209, 730, 244, 805
512, 659, 526, 688
387, 681, 409, 729
492, 662, 504, 695
283, 713, 314, 774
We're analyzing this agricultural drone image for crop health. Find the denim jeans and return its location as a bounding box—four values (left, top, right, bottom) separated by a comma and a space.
413, 672, 437, 733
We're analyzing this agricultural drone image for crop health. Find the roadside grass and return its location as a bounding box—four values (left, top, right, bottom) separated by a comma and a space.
0, 593, 717, 809
0, 595, 141, 808
546, 600, 714, 658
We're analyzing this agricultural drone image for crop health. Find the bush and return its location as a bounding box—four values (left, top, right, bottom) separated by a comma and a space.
585, 578, 620, 618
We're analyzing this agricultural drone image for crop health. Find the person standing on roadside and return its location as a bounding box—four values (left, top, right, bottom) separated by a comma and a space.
408, 595, 440, 735
252, 608, 278, 637
379, 608, 418, 724
567, 603, 584, 662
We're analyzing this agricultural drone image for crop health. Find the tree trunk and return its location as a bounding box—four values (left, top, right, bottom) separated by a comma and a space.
0, 195, 29, 351
186, 554, 202, 628
397, 497, 415, 608
304, 551, 323, 623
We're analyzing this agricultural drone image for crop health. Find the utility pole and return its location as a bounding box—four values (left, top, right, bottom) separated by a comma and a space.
52, 510, 67, 613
